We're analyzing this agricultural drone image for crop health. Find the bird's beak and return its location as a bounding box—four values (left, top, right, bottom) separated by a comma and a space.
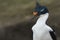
33, 12, 38, 16
32, 12, 38, 19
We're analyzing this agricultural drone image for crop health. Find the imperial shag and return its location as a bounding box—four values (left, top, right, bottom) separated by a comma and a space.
32, 1, 56, 40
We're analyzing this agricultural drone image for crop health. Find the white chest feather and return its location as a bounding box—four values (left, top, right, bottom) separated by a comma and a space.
32, 13, 53, 40
32, 13, 50, 31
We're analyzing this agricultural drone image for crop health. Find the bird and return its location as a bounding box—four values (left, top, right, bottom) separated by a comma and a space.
32, 1, 56, 40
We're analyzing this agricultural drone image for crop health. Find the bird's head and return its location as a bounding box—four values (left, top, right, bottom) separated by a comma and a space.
33, 2, 49, 16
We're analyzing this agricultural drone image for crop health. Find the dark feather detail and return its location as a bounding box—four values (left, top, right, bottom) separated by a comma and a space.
49, 31, 57, 40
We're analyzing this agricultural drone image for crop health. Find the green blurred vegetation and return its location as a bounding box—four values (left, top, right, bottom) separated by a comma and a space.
0, 0, 34, 26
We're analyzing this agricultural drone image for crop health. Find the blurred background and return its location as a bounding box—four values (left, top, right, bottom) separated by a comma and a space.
0, 0, 60, 40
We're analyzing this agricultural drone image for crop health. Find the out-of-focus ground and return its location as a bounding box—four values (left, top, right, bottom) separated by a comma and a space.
0, 0, 60, 40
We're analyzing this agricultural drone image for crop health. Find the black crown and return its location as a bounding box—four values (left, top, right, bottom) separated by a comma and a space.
33, 2, 49, 15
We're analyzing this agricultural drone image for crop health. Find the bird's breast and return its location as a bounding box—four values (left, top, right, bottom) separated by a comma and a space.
32, 24, 49, 38
32, 24, 48, 33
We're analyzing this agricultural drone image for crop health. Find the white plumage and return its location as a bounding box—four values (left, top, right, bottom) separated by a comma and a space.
32, 13, 55, 40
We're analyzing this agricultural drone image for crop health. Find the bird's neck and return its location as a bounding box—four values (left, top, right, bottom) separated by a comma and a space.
36, 13, 49, 24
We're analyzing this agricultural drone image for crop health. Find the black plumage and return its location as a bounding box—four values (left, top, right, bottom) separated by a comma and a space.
49, 31, 57, 40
